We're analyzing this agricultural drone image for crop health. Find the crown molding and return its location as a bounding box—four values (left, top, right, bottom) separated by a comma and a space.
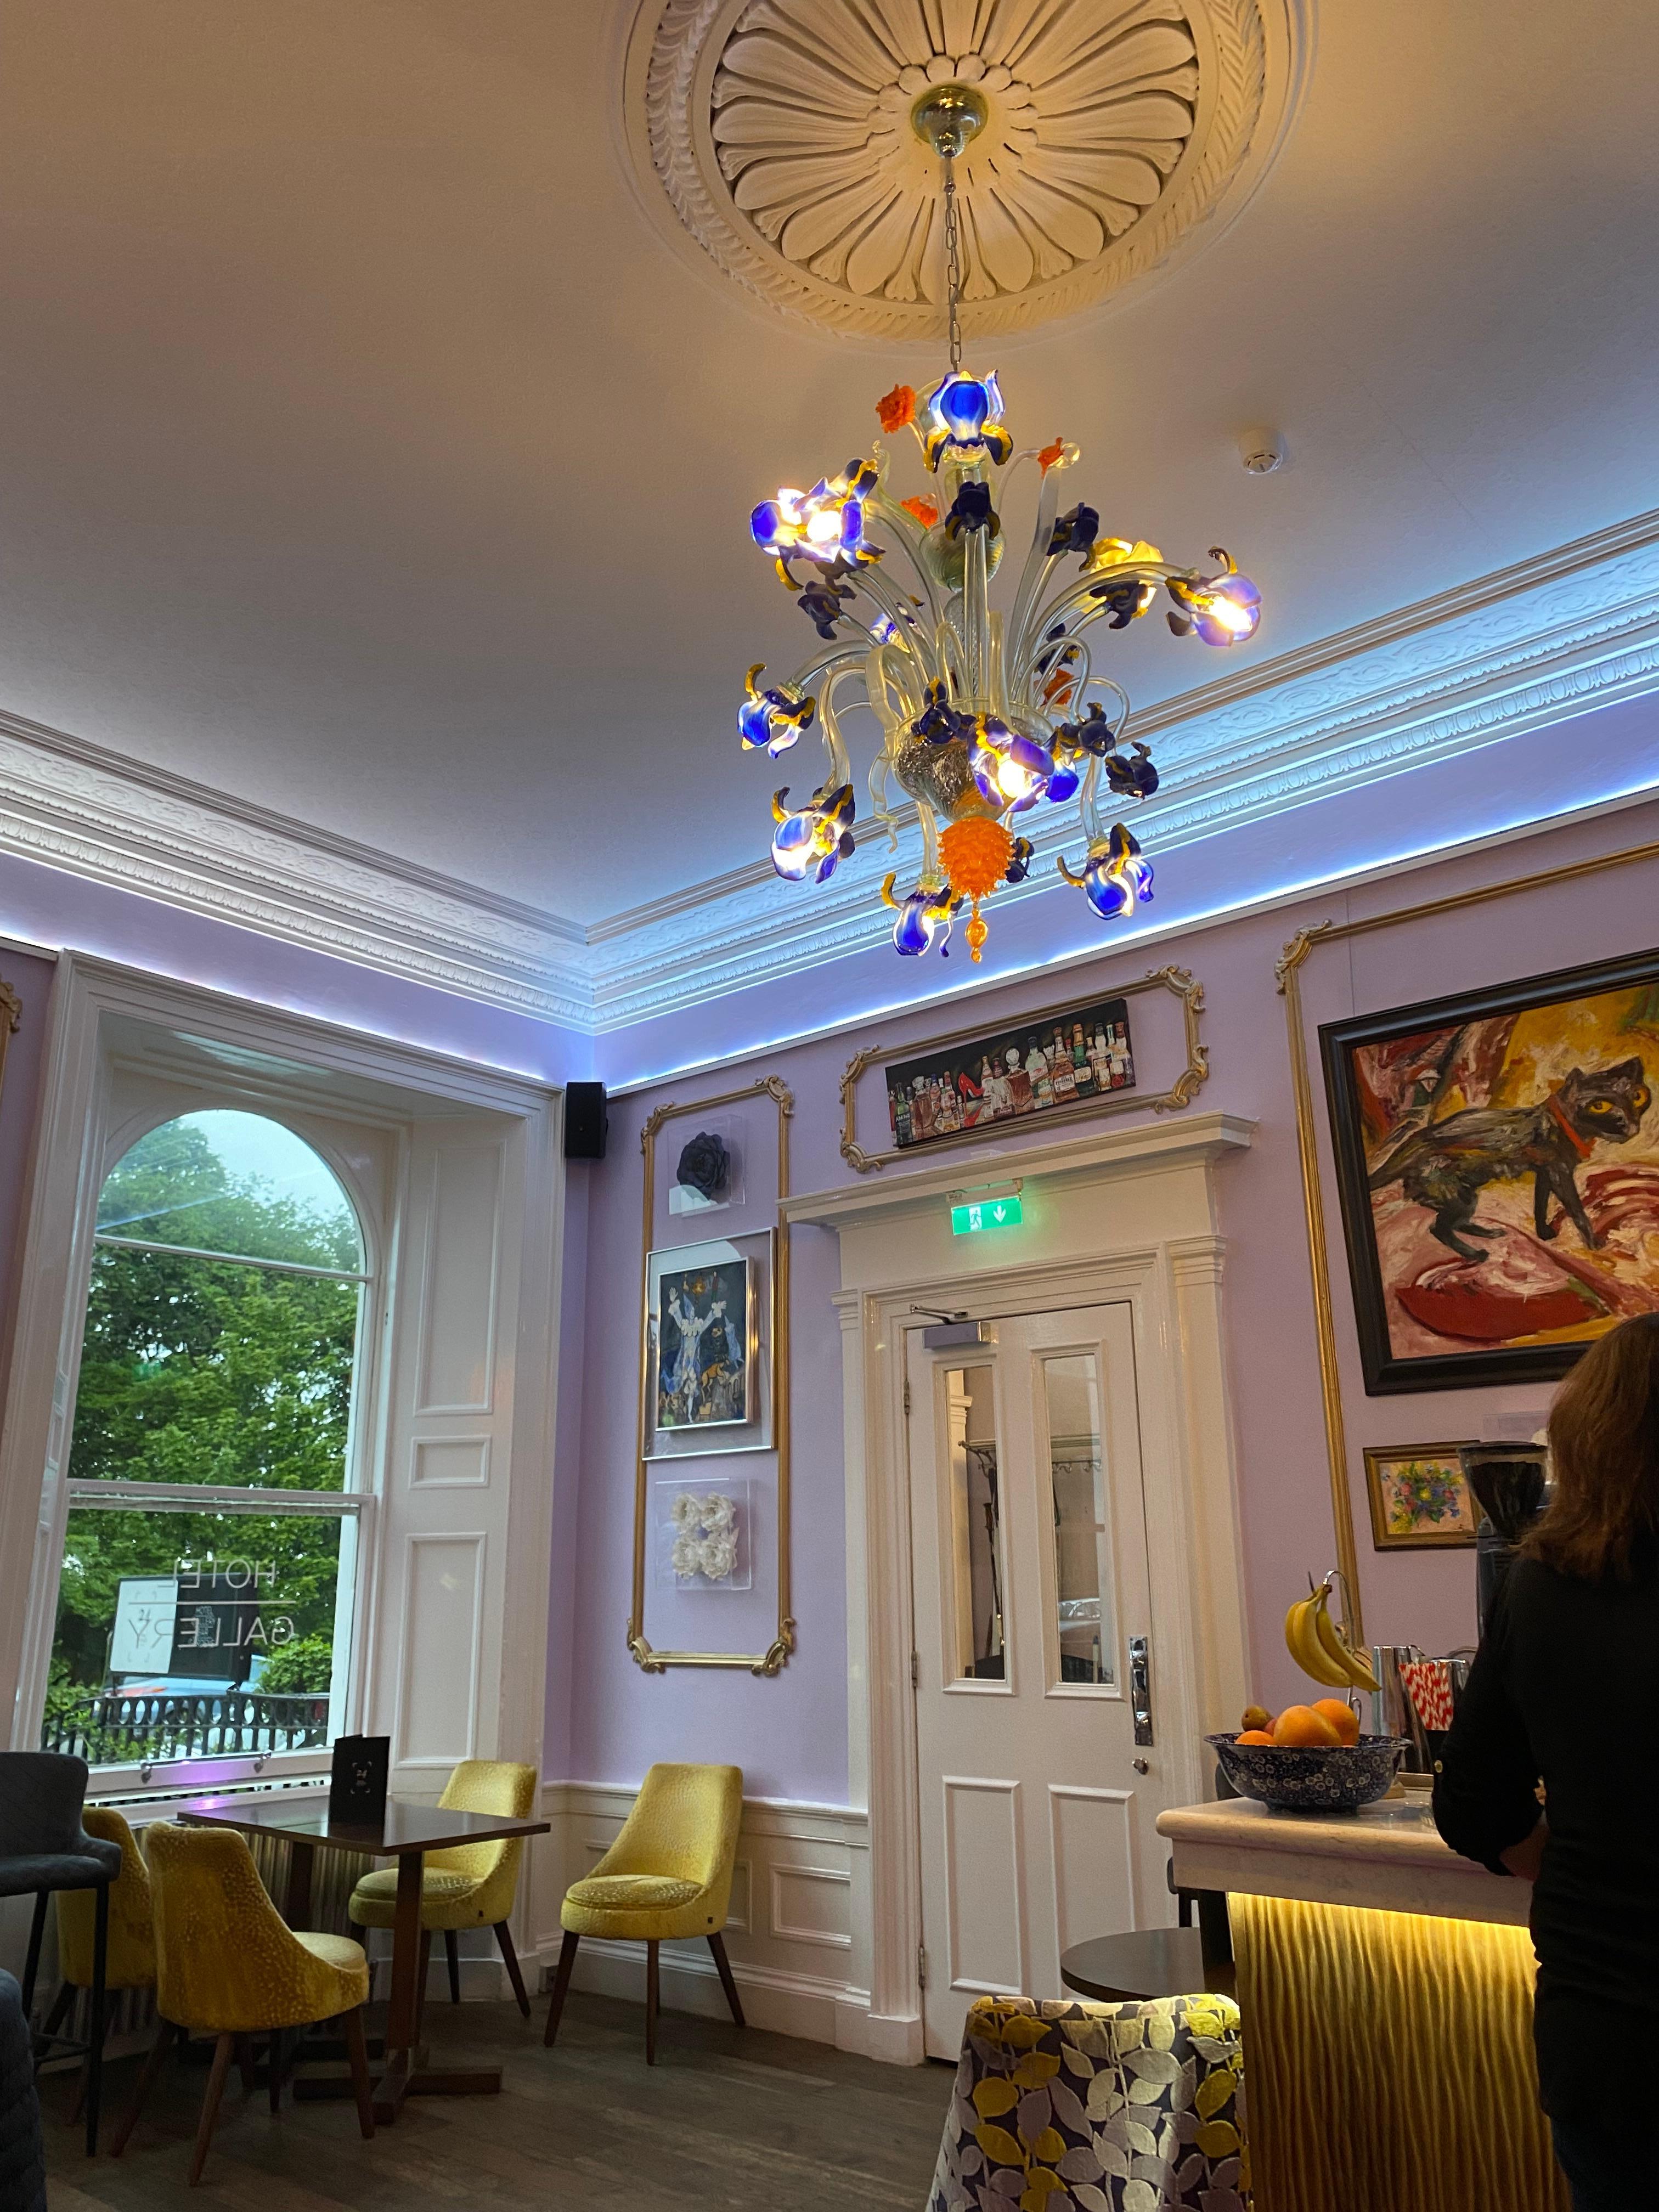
0, 708, 594, 1029
2, 506, 1659, 1037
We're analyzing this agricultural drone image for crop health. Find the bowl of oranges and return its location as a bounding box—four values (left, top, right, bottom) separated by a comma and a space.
1207, 1701, 1406, 1812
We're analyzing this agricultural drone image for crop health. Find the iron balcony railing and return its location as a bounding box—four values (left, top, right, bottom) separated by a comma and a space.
41, 1689, 330, 1768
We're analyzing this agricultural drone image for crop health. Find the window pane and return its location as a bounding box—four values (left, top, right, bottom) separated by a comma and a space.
98, 1110, 362, 1271
70, 1251, 358, 1491
1043, 1353, 1115, 1684
43, 1506, 352, 1769
945, 1364, 1007, 1682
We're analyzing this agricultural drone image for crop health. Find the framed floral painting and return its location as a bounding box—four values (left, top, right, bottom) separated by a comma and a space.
1363, 1443, 1479, 1550
1322, 946, 1659, 1392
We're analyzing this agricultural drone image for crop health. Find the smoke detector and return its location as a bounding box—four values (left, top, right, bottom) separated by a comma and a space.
1237, 427, 1286, 475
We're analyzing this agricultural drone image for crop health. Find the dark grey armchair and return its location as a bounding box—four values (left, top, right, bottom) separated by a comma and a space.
0, 1752, 121, 2156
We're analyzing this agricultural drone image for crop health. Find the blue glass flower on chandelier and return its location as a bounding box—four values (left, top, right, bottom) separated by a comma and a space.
944, 481, 996, 539
882, 873, 958, 956
1046, 503, 1099, 559
913, 679, 970, 747
1057, 824, 1154, 919
750, 459, 882, 580
1166, 551, 1262, 646
969, 716, 1055, 814
738, 664, 817, 758
771, 781, 856, 885
922, 371, 1014, 471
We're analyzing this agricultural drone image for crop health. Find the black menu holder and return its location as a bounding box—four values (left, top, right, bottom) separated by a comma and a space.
328, 1734, 390, 1828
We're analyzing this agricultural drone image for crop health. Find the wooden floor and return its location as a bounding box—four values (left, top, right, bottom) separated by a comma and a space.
42, 1991, 953, 2210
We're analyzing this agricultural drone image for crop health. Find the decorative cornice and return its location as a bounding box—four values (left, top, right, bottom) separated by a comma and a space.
0, 708, 594, 1029
2, 507, 1659, 1038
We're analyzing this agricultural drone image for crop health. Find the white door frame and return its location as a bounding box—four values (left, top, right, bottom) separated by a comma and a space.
786, 1110, 1254, 2064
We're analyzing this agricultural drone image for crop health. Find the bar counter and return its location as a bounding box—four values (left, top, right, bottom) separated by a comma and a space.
1158, 1794, 1568, 2212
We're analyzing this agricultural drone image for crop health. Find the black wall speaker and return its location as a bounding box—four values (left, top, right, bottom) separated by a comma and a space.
564, 1081, 608, 1160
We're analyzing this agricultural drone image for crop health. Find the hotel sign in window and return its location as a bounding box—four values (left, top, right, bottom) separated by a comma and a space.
41, 1109, 368, 1776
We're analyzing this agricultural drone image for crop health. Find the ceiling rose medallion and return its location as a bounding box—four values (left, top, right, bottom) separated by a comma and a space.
624, 0, 1305, 338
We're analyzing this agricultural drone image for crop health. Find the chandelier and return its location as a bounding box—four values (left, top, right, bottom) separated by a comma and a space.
738, 84, 1261, 966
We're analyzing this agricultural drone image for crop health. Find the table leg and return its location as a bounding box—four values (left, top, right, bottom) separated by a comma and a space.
373, 1852, 425, 2124
284, 1839, 315, 1929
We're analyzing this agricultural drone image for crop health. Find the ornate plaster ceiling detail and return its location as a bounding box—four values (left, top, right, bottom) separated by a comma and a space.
624, 0, 1304, 338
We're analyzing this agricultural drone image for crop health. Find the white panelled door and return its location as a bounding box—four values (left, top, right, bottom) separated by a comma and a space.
907, 1304, 1179, 2057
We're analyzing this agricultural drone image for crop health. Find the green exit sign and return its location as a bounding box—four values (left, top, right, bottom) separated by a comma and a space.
951, 1195, 1023, 1236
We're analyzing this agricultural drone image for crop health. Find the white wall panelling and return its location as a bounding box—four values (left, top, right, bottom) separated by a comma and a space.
533, 1785, 871, 2051
392, 1534, 487, 1770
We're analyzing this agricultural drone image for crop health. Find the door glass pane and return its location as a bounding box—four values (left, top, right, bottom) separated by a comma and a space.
945, 1364, 1007, 1682
43, 1506, 353, 1768
1043, 1353, 1115, 1684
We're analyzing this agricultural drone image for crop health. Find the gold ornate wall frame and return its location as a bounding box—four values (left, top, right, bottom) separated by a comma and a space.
1277, 833, 1659, 1648
840, 966, 1208, 1174
0, 978, 20, 1099
628, 1075, 795, 1674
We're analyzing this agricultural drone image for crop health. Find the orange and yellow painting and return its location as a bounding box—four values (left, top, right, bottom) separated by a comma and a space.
1325, 963, 1659, 1390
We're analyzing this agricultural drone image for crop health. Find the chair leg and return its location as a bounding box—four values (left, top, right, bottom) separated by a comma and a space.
268, 2028, 286, 2114
645, 1940, 659, 2067
188, 2033, 235, 2187
235, 2034, 257, 2094
444, 1929, 461, 2006
41, 1984, 75, 2042
110, 2019, 174, 2158
543, 1930, 579, 2047
707, 1933, 746, 2029
85, 1881, 109, 2157
494, 1922, 531, 2019
342, 2010, 376, 2142
21, 1892, 49, 2023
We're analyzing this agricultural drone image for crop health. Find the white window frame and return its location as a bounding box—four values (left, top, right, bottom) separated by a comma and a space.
0, 954, 562, 1816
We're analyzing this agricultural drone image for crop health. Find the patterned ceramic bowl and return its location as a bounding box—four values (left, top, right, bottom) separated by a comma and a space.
1205, 1731, 1406, 1813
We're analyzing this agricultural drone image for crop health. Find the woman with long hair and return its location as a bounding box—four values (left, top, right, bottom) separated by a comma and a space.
1435, 1312, 1659, 2212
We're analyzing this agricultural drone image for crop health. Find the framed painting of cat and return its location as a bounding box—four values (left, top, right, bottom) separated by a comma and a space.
1322, 947, 1659, 1392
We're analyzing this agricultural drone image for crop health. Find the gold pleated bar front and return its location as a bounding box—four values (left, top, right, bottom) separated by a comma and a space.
1231, 1892, 1570, 2212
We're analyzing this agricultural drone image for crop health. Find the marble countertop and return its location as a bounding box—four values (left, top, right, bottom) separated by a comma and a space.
1156, 1794, 1531, 1926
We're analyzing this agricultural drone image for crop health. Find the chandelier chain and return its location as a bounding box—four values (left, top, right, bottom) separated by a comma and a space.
941, 153, 962, 374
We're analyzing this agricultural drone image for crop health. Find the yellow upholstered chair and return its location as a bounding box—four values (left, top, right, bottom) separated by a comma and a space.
347, 1759, 537, 2017
49, 1807, 155, 2114
110, 1824, 374, 2186
544, 1762, 744, 2064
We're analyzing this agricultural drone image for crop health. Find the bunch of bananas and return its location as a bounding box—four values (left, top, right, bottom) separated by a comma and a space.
1284, 1573, 1379, 1693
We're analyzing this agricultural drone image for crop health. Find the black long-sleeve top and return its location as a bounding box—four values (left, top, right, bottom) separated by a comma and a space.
1433, 1550, 1659, 2124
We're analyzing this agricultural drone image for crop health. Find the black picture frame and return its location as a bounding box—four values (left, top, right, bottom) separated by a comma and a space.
1321, 944, 1659, 1395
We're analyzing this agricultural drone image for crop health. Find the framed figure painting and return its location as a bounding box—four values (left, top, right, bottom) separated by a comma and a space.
1322, 946, 1659, 1392
641, 1229, 774, 1459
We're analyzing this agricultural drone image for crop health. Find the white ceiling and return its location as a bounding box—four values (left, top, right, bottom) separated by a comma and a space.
4, 1, 1658, 930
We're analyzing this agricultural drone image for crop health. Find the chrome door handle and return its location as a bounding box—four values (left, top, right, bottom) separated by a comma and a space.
1129, 1635, 1154, 1746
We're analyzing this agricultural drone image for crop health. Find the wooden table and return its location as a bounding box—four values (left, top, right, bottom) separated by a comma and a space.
178, 1796, 550, 2123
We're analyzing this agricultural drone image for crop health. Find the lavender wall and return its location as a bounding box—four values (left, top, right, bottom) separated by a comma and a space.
0, 947, 58, 1347
568, 793, 1659, 1796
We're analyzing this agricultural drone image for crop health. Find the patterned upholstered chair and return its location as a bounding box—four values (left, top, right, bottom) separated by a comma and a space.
110, 1824, 375, 2186
929, 1992, 1248, 2212
347, 1759, 538, 2017
544, 1762, 744, 2064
